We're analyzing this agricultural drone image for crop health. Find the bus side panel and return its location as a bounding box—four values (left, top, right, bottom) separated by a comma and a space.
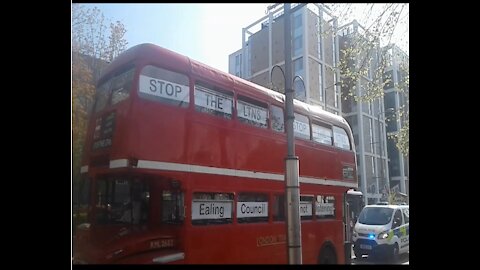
130, 100, 189, 163
232, 124, 286, 174
296, 141, 338, 180
188, 113, 236, 169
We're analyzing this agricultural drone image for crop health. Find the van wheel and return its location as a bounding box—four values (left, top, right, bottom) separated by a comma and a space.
391, 243, 399, 262
318, 246, 337, 264
353, 249, 366, 260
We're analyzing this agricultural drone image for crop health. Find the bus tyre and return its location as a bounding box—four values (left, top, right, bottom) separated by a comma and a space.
391, 243, 399, 262
318, 247, 337, 264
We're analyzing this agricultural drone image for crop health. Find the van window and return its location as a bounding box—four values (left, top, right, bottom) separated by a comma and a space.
403, 208, 409, 223
392, 209, 403, 228
358, 207, 393, 225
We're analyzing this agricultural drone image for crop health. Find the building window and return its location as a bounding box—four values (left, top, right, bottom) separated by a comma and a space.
369, 118, 374, 152
316, 16, 322, 60
294, 36, 303, 57
294, 57, 305, 102
383, 70, 394, 89
318, 62, 323, 102
293, 11, 303, 57
387, 138, 400, 177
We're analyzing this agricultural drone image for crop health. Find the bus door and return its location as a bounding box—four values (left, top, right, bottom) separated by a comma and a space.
91, 175, 185, 263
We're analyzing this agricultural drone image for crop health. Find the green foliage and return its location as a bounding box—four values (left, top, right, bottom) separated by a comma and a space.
327, 4, 409, 157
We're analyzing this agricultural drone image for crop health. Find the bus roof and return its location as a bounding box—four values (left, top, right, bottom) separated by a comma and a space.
100, 43, 352, 132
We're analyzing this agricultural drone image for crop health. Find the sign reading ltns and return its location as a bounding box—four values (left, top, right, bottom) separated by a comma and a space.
139, 75, 190, 103
237, 101, 268, 127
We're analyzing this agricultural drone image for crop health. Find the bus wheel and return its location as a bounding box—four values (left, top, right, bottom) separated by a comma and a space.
318, 246, 337, 264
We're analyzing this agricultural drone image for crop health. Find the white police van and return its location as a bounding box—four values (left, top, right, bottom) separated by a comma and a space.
352, 204, 409, 261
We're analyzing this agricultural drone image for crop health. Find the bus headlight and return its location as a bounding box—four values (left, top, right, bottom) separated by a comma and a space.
377, 231, 389, 239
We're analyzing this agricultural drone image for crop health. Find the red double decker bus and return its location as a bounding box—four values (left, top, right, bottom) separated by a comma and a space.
73, 43, 358, 264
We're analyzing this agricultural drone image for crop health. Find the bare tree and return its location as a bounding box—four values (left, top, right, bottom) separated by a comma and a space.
107, 21, 128, 62
72, 4, 128, 193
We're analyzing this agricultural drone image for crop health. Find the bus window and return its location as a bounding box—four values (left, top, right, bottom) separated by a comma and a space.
138, 65, 190, 107
94, 67, 135, 113
312, 123, 333, 145
194, 82, 233, 119
316, 195, 336, 219
333, 126, 351, 150
273, 194, 285, 221
192, 192, 233, 225
161, 190, 184, 224
111, 67, 135, 105
237, 193, 268, 223
94, 80, 112, 113
293, 113, 310, 140
270, 105, 284, 133
300, 196, 314, 220
95, 178, 149, 225
237, 96, 268, 129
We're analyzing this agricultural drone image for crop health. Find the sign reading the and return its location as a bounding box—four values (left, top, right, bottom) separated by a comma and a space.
194, 85, 233, 115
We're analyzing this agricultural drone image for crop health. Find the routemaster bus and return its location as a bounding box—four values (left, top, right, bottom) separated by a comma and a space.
73, 43, 358, 264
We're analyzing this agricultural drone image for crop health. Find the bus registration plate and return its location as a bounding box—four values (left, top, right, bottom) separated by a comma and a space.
360, 244, 372, 250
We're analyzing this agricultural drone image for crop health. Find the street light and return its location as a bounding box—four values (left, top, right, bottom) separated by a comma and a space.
270, 63, 306, 264
270, 65, 306, 99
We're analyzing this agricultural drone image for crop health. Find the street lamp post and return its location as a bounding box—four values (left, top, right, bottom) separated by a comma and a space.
270, 64, 306, 265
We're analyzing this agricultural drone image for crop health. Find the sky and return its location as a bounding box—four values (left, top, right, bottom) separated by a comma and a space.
87, 3, 271, 73
82, 3, 408, 73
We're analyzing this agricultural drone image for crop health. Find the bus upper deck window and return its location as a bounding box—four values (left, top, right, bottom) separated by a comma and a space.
333, 126, 351, 150
111, 68, 135, 105
94, 81, 112, 113
139, 65, 190, 108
